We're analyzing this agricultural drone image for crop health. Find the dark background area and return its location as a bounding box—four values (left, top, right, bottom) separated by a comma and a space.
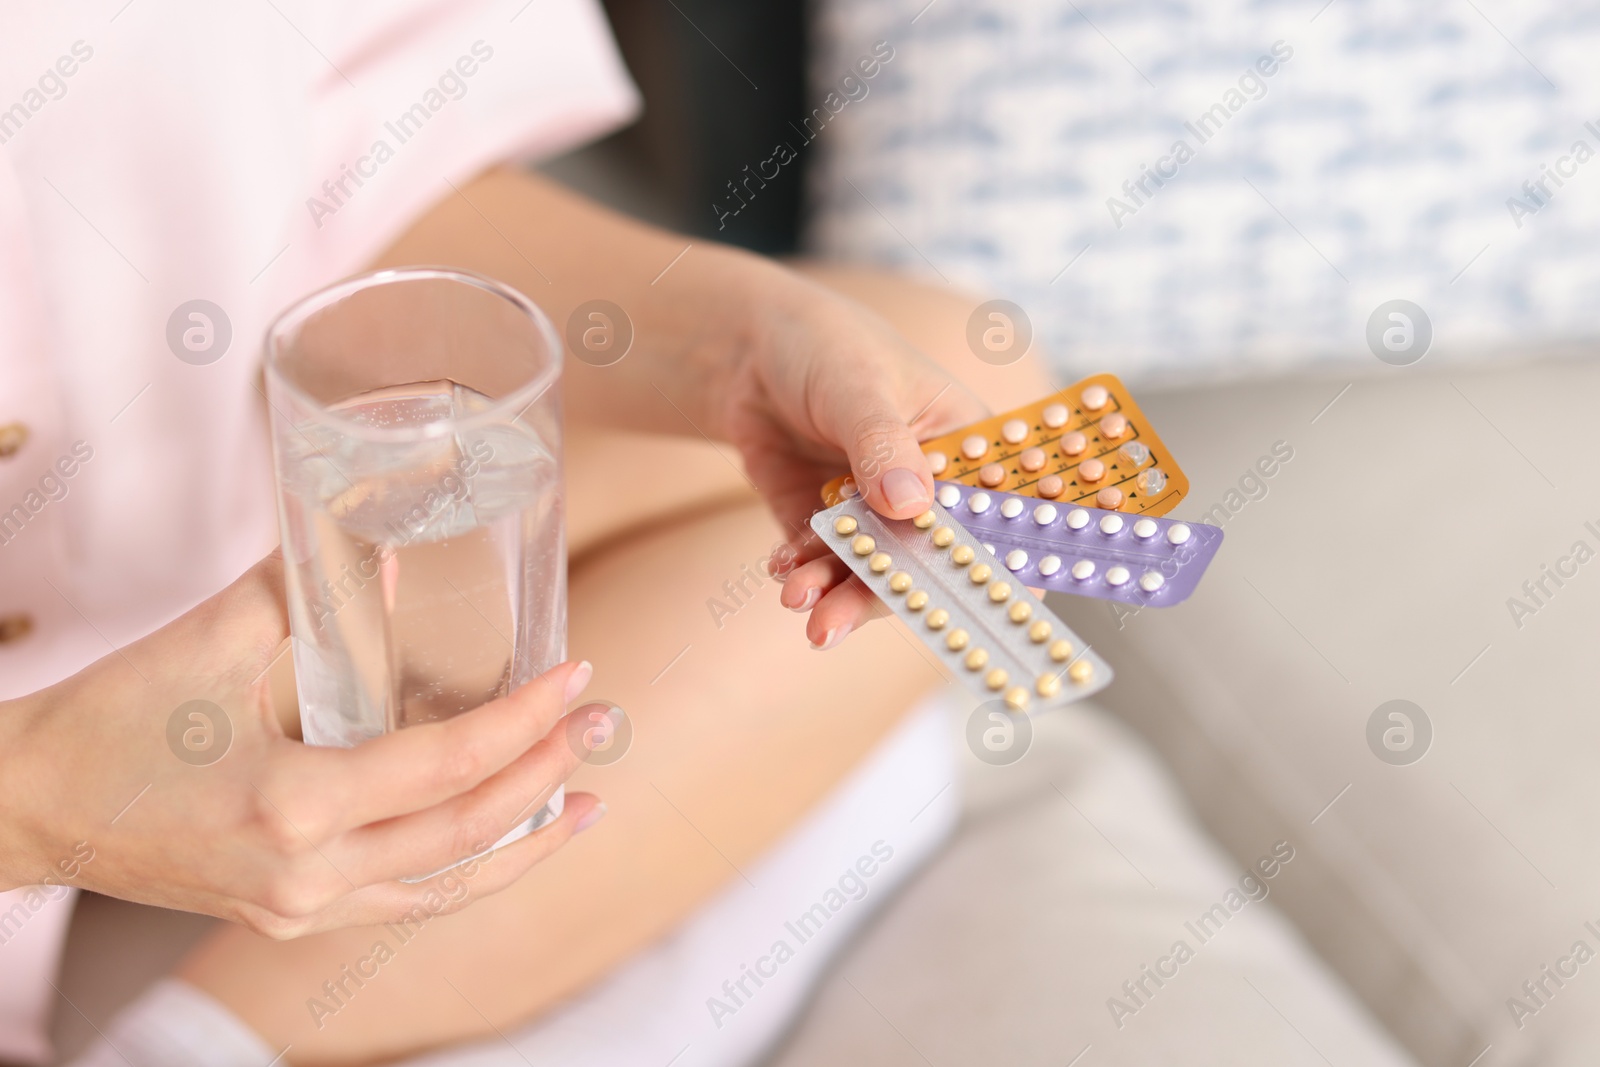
541, 0, 809, 255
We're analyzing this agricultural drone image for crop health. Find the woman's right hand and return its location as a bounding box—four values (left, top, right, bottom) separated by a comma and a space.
0, 553, 604, 939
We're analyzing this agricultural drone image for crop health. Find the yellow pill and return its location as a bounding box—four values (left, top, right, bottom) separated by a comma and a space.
1028, 620, 1053, 643
1068, 659, 1095, 684
1008, 601, 1033, 623
969, 563, 992, 583
988, 581, 1012, 602
888, 571, 914, 593
868, 551, 892, 573
913, 510, 937, 529
1004, 686, 1030, 712
951, 545, 976, 566
945, 627, 970, 651
926, 608, 949, 630
1049, 639, 1074, 663
906, 590, 930, 611
964, 648, 989, 671
932, 526, 956, 548
985, 667, 1009, 691
851, 534, 875, 556
833, 515, 858, 536
1037, 673, 1062, 698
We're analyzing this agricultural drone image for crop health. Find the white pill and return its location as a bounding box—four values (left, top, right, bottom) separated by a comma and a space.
1000, 497, 1024, 519
1138, 468, 1168, 495
1065, 508, 1091, 530
936, 484, 961, 508
961, 434, 988, 460
967, 492, 992, 515
1081, 384, 1109, 410
1099, 514, 1125, 536
1106, 565, 1131, 587
984, 542, 997, 556
1118, 441, 1151, 467
1133, 518, 1159, 539
1167, 523, 1192, 546
1033, 503, 1058, 525
1071, 559, 1096, 580
1001, 418, 1029, 444
1005, 549, 1029, 571
1042, 403, 1069, 428
928, 450, 949, 475
1139, 570, 1165, 592
1038, 555, 1062, 577
840, 478, 858, 499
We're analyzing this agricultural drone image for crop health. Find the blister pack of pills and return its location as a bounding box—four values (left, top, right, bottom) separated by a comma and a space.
932, 481, 1223, 607
811, 496, 1113, 713
823, 374, 1188, 516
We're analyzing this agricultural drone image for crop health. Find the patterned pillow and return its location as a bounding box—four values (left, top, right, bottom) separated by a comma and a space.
806, 0, 1600, 382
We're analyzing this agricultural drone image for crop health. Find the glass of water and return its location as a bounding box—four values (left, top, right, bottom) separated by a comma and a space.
265, 267, 566, 850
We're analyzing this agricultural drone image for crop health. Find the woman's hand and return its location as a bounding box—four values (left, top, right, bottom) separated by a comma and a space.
716, 266, 989, 649
0, 553, 604, 939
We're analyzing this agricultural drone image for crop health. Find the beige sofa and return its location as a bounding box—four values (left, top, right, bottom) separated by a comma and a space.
768, 355, 1599, 1067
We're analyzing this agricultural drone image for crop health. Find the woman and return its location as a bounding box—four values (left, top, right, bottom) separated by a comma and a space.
0, 2, 1043, 1064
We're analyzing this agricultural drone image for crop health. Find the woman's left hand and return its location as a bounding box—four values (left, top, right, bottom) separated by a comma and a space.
716, 267, 988, 649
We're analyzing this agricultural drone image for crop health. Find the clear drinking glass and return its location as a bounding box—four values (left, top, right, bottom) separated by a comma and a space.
265, 268, 566, 851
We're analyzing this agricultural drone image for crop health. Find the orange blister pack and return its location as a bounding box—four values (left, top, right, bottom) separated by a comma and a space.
822, 374, 1189, 516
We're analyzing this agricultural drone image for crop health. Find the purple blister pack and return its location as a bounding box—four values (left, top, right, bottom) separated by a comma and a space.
935, 481, 1223, 607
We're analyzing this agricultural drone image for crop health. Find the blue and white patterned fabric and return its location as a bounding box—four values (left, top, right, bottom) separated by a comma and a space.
805, 0, 1600, 382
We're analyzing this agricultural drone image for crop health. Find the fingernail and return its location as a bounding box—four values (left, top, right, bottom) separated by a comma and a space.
565, 661, 593, 703
810, 624, 851, 651
575, 801, 607, 834
788, 586, 820, 613
881, 468, 929, 513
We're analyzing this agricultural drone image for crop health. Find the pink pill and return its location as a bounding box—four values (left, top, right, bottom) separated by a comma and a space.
1001, 418, 1029, 444
1042, 403, 1069, 429
928, 450, 949, 475
1096, 487, 1124, 509
1081, 384, 1109, 411
1059, 431, 1087, 456
979, 463, 1006, 487
1079, 458, 1106, 482
1019, 447, 1047, 472
1037, 474, 1065, 498
1098, 413, 1128, 439
961, 434, 988, 461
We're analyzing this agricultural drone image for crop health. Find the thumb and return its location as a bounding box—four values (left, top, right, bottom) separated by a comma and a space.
836, 392, 934, 520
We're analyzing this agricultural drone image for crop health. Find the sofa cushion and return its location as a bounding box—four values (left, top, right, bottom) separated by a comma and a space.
1058, 358, 1600, 1066
764, 702, 1421, 1066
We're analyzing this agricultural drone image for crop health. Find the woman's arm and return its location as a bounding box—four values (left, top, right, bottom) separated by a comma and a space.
373, 166, 984, 538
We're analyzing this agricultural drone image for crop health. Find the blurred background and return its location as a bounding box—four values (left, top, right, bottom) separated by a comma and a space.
541, 0, 808, 255
535, 4, 1600, 1067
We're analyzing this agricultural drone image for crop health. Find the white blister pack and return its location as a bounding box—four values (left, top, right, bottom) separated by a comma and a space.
811, 497, 1113, 713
